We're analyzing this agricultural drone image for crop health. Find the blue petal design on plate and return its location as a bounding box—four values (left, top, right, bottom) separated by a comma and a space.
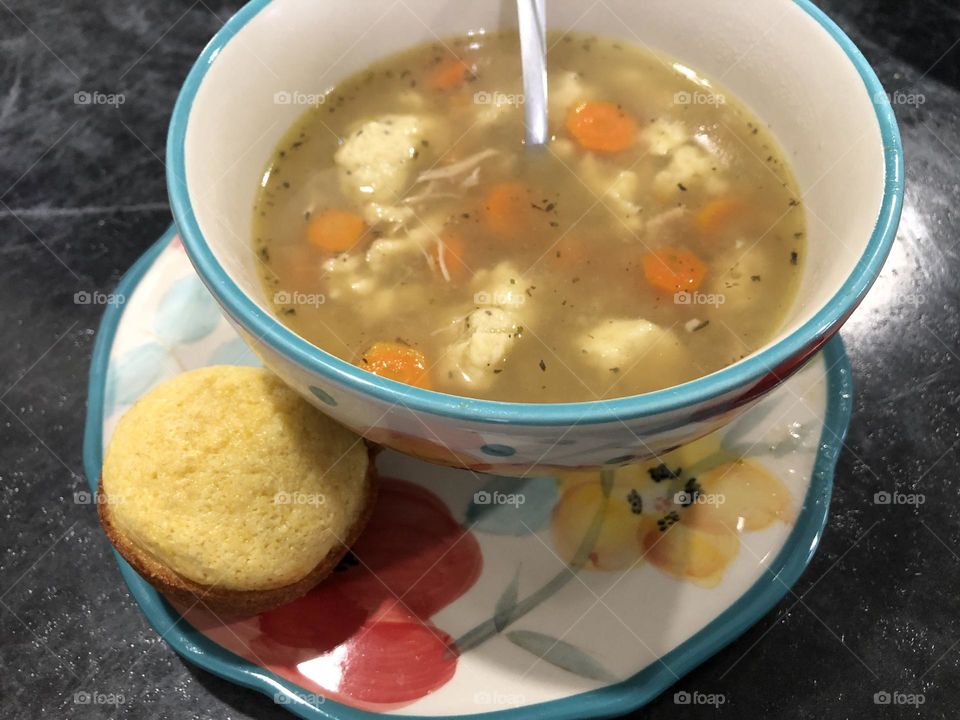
209, 337, 263, 367
308, 385, 338, 406
105, 342, 169, 414
465, 475, 558, 535
480, 443, 516, 457
154, 275, 221, 344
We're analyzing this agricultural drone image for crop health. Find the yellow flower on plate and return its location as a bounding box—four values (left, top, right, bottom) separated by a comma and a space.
549, 447, 792, 588
640, 522, 740, 588
683, 460, 793, 535
551, 482, 658, 571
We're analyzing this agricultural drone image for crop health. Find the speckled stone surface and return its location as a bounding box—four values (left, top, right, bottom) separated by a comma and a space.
1, 1, 958, 718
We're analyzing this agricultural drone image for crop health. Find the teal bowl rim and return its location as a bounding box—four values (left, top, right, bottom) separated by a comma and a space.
84, 224, 851, 719
166, 0, 901, 426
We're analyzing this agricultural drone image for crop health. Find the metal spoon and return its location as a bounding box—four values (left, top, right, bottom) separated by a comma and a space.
517, 0, 548, 146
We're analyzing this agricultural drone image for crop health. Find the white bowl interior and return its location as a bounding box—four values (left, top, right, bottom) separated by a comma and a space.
184, 0, 885, 362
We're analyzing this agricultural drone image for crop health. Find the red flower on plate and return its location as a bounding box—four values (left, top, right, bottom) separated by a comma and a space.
188, 476, 483, 711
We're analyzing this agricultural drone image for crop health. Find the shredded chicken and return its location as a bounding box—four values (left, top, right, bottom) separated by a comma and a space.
646, 206, 688, 238
435, 236, 452, 283
402, 181, 460, 205
415, 148, 499, 184
460, 165, 482, 188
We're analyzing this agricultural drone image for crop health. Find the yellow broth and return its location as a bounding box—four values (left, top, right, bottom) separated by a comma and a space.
253, 32, 805, 403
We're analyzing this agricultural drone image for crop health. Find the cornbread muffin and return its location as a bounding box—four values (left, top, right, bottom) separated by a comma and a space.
98, 366, 375, 615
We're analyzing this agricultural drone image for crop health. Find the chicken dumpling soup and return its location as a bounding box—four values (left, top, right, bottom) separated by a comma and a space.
253, 32, 805, 403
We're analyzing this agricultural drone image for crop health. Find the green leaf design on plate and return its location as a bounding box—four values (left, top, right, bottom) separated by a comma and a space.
506, 629, 617, 683
464, 475, 558, 535
600, 466, 615, 498
494, 567, 521, 631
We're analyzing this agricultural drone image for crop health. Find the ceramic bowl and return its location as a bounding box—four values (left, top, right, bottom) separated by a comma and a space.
167, 0, 902, 472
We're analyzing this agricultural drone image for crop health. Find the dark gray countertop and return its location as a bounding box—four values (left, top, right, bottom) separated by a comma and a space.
1, 1, 958, 718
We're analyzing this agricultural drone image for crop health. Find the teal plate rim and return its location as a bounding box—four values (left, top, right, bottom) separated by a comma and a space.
82, 226, 852, 720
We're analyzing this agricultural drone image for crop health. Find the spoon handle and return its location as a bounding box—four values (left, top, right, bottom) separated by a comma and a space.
517, 0, 548, 146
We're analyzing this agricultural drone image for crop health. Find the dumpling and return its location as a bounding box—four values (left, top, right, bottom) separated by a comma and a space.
335, 114, 427, 203
579, 318, 689, 377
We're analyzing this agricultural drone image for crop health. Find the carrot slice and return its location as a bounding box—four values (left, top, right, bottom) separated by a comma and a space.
306, 210, 366, 252
432, 231, 470, 284
483, 181, 530, 238
696, 198, 742, 236
360, 342, 431, 389
565, 101, 637, 153
641, 247, 707, 293
426, 57, 473, 91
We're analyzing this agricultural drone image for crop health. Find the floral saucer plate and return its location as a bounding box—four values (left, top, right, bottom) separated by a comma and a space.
83, 226, 851, 719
